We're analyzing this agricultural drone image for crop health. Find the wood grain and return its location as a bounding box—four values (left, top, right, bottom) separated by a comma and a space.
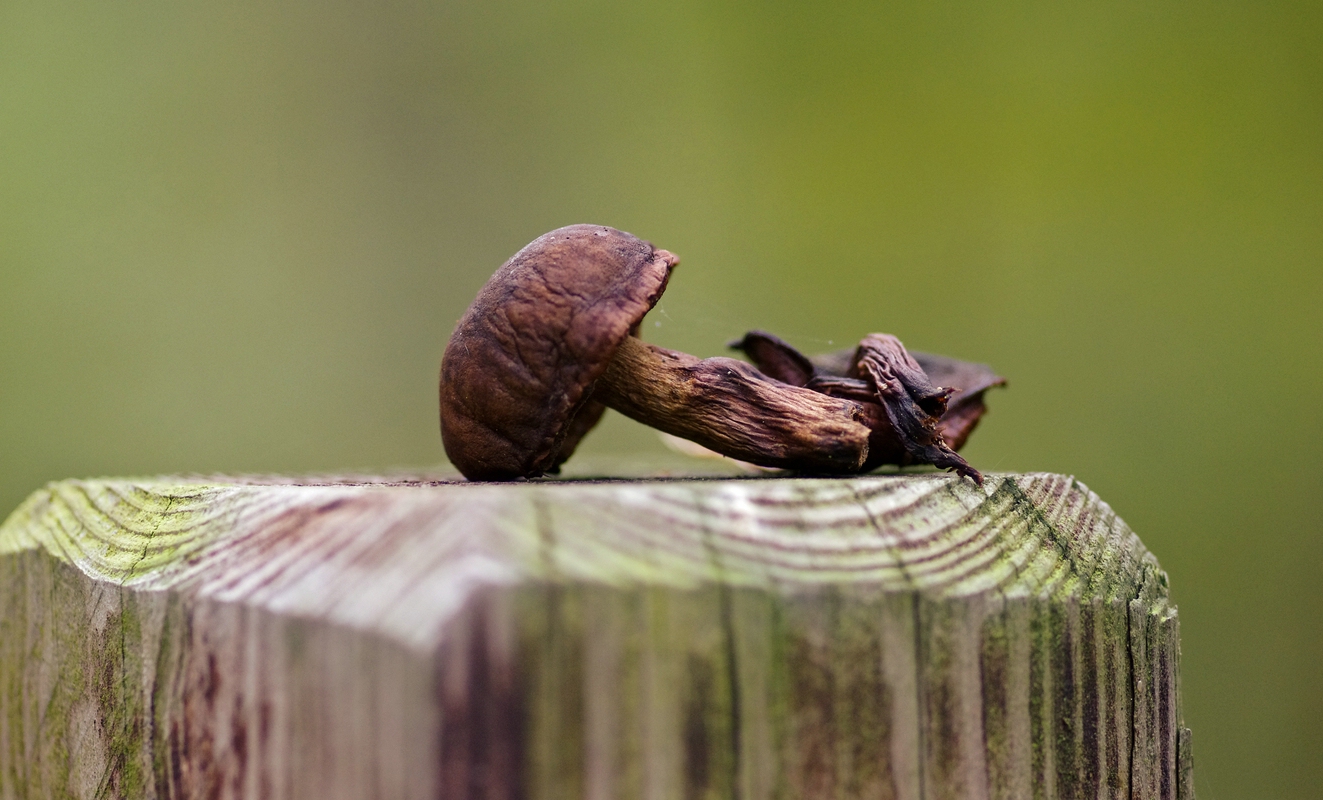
0, 473, 1193, 799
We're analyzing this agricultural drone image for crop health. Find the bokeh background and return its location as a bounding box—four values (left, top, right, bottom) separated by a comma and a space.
3, 0, 1320, 794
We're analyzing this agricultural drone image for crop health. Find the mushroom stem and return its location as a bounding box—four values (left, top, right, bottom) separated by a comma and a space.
594, 335, 873, 473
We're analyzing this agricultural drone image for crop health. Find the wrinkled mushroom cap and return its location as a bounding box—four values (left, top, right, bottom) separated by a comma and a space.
440, 224, 677, 481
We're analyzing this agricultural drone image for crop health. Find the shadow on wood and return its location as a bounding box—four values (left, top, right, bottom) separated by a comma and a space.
0, 472, 1192, 799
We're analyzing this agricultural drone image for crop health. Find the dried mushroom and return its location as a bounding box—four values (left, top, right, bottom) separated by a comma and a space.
731, 331, 1005, 480
440, 225, 1002, 483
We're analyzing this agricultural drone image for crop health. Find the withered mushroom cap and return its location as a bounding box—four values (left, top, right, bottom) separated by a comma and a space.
807, 342, 1006, 451
440, 224, 677, 481
730, 329, 1000, 482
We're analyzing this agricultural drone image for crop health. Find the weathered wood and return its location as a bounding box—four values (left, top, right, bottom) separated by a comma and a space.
0, 473, 1192, 799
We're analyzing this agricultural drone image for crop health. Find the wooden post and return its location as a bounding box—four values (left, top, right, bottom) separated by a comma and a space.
0, 473, 1192, 799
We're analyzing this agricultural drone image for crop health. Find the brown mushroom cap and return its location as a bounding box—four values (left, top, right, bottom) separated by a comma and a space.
440, 224, 677, 481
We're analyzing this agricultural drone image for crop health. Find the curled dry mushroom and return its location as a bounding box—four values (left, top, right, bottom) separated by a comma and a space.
731, 330, 1005, 477
440, 224, 1002, 483
795, 335, 1007, 452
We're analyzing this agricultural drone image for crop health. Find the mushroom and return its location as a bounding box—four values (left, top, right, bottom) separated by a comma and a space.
440, 224, 985, 482
732, 330, 1005, 475
796, 336, 1006, 451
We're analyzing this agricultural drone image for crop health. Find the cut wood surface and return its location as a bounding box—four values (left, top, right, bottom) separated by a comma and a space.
0, 472, 1192, 799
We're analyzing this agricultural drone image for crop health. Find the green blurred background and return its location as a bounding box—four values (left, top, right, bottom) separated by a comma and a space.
2, 0, 1319, 794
